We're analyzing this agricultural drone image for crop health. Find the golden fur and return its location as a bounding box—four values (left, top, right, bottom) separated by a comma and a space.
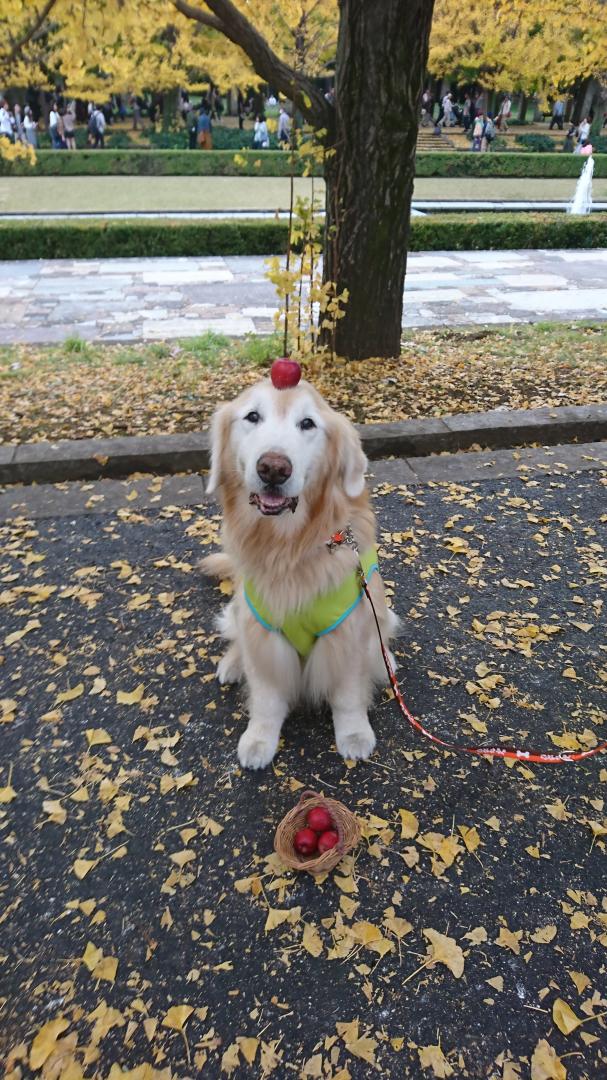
202, 378, 398, 769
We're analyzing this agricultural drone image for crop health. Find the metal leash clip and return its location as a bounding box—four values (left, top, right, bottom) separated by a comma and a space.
326, 523, 359, 554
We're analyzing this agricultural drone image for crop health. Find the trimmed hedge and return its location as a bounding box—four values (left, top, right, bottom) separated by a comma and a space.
0, 219, 289, 259
0, 149, 311, 177
415, 152, 607, 178
410, 212, 607, 251
0, 213, 605, 261
2, 149, 606, 179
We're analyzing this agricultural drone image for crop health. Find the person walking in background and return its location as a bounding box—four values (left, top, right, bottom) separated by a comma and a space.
0, 99, 13, 141
63, 105, 76, 149
55, 108, 67, 149
564, 120, 576, 152
550, 98, 565, 130
577, 116, 590, 144
237, 90, 246, 130
496, 93, 511, 132
253, 113, 269, 149
482, 112, 496, 151
471, 110, 484, 151
462, 94, 472, 132
13, 103, 24, 142
196, 105, 213, 149
23, 106, 38, 147
48, 101, 61, 148
92, 104, 106, 148
130, 94, 142, 130
439, 91, 454, 127
420, 87, 433, 127
277, 105, 291, 146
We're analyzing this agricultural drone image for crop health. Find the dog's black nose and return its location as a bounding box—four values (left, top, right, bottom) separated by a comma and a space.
256, 452, 293, 487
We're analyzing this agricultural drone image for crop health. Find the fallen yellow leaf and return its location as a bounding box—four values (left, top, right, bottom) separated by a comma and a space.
162, 1004, 194, 1031
116, 684, 144, 705
29, 1018, 70, 1071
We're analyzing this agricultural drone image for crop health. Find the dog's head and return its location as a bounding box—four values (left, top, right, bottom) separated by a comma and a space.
206, 378, 367, 518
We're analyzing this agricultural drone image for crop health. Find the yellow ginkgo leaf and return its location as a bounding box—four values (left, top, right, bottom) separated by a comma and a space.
29, 1018, 70, 1070
73, 858, 98, 880
398, 809, 419, 839
85, 728, 112, 747
302, 922, 323, 957
423, 928, 465, 978
530, 1038, 566, 1080
552, 998, 583, 1036
55, 683, 84, 704
162, 1005, 194, 1031
0, 784, 16, 803
264, 906, 301, 933
94, 956, 118, 983
82, 941, 104, 971
237, 1037, 259, 1065
116, 684, 144, 705
418, 1043, 454, 1077
42, 799, 67, 825
221, 1043, 240, 1075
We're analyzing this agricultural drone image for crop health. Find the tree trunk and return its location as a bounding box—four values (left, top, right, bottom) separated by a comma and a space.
589, 79, 607, 137
518, 92, 527, 123
572, 76, 593, 124
324, 0, 435, 360
162, 87, 180, 131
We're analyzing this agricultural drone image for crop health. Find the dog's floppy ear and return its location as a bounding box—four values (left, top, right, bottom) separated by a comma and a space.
206, 403, 233, 495
336, 414, 368, 498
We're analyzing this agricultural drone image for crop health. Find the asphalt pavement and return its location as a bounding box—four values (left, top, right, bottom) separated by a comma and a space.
1, 449, 606, 1078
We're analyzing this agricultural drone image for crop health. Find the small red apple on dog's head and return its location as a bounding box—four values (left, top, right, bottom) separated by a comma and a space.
270, 358, 301, 390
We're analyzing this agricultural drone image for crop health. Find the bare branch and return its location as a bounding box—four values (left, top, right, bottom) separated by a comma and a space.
4, 0, 58, 67
176, 0, 333, 127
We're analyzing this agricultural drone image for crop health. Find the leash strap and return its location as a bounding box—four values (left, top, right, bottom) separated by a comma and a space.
327, 528, 607, 765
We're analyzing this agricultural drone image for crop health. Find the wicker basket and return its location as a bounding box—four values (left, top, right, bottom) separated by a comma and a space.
273, 789, 361, 875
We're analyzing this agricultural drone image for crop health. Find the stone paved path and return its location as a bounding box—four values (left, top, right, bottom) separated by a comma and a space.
2, 248, 607, 344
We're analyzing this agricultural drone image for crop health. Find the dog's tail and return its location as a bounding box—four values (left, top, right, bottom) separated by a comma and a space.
199, 551, 234, 579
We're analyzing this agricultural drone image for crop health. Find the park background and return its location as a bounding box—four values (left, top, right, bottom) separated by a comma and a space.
1, 3, 607, 1080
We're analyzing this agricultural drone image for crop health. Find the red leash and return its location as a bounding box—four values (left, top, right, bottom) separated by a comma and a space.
328, 528, 607, 765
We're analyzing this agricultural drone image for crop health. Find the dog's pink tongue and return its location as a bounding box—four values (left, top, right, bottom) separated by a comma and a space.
262, 492, 287, 508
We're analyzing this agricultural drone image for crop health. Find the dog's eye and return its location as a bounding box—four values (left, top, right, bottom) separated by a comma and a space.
244, 411, 260, 424
299, 417, 316, 431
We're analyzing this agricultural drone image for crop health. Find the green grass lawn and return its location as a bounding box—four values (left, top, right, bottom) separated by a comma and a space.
1, 175, 604, 214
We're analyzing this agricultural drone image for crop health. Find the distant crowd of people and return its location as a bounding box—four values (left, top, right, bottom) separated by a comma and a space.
0, 89, 294, 153
421, 87, 604, 153
0, 99, 39, 147
420, 89, 511, 151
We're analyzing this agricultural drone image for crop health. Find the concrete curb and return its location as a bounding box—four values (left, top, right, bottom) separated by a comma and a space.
1, 403, 606, 487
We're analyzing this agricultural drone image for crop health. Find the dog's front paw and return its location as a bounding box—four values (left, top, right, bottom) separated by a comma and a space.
336, 724, 376, 762
238, 728, 278, 770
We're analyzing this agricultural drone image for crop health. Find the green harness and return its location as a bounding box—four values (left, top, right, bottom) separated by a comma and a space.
244, 547, 379, 659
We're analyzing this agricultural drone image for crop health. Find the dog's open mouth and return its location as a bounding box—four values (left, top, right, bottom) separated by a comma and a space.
249, 490, 299, 516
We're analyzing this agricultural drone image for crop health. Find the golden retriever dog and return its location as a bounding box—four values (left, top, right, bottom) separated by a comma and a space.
202, 375, 399, 769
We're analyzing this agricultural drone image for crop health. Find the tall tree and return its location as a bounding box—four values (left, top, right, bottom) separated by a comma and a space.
174, 0, 436, 360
